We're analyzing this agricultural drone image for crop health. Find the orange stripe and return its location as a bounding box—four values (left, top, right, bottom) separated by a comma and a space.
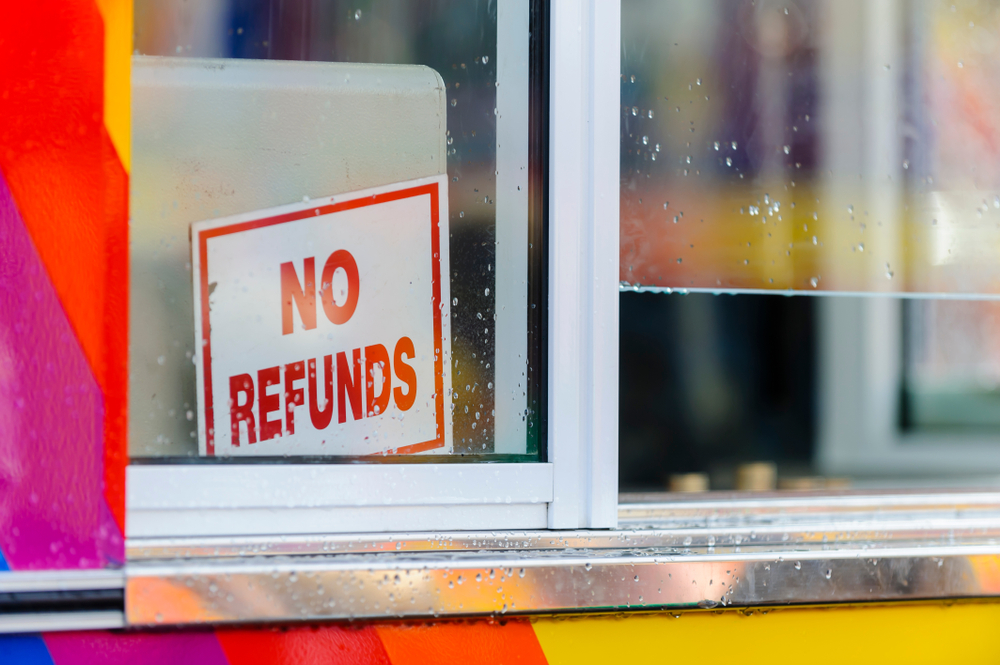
376, 619, 548, 665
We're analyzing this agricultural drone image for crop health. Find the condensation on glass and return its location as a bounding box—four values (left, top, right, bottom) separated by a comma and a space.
130, 1, 544, 461
621, 0, 1000, 296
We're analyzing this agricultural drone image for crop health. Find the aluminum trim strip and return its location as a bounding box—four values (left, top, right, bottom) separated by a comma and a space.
0, 611, 125, 634
125, 519, 1000, 560
619, 491, 1000, 514
128, 463, 554, 510
0, 570, 125, 593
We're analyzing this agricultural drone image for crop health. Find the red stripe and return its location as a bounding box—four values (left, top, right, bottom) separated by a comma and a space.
217, 625, 391, 665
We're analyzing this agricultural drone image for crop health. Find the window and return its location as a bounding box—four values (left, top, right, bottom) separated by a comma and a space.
126, 0, 619, 538
620, 0, 1000, 492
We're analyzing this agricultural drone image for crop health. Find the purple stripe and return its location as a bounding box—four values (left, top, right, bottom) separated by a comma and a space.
44, 631, 230, 665
0, 172, 122, 569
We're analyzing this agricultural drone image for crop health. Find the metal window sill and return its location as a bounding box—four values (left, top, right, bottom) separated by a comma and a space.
118, 490, 1000, 626
6, 491, 1000, 629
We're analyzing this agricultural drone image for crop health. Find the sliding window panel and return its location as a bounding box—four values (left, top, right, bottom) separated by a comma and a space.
127, 0, 556, 537
621, 0, 1000, 297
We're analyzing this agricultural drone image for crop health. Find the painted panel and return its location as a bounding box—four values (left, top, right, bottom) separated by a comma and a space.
0, 0, 128, 568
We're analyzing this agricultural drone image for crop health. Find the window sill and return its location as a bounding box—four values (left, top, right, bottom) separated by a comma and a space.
120, 489, 1000, 625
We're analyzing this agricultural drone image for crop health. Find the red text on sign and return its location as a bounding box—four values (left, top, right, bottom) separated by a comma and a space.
282, 251, 359, 335
228, 337, 418, 446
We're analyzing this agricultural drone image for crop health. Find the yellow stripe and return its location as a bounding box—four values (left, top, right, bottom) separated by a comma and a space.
533, 602, 1000, 664
94, 0, 131, 173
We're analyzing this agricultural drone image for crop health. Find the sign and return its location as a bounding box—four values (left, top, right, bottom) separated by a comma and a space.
191, 175, 452, 456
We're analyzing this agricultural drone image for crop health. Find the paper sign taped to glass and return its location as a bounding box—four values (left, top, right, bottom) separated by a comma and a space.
191, 175, 452, 456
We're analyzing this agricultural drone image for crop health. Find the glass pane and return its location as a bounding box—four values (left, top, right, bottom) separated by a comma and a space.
130, 0, 544, 461
621, 0, 1000, 296
620, 1, 1000, 494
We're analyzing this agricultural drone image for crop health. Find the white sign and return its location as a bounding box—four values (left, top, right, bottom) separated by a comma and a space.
192, 175, 452, 457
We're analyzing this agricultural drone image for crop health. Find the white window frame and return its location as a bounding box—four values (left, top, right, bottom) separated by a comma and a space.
126, 0, 620, 539
817, 296, 1000, 480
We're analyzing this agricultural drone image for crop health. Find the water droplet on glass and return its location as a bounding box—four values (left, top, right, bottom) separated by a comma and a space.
783, 145, 790, 155
451, 99, 458, 107
714, 141, 720, 151
354, 9, 362, 20
794, 561, 801, 570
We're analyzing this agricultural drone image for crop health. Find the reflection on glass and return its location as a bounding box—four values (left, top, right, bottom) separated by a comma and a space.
621, 0, 1000, 295
905, 300, 1000, 429
130, 0, 543, 460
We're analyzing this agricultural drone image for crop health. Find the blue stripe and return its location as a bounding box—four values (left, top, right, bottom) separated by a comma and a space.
0, 635, 56, 665
0, 548, 10, 571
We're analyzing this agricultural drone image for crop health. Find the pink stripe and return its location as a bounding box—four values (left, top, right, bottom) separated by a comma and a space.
0, 173, 122, 569
44, 631, 230, 665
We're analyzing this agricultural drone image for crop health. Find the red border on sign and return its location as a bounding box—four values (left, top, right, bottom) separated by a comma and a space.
197, 183, 446, 456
